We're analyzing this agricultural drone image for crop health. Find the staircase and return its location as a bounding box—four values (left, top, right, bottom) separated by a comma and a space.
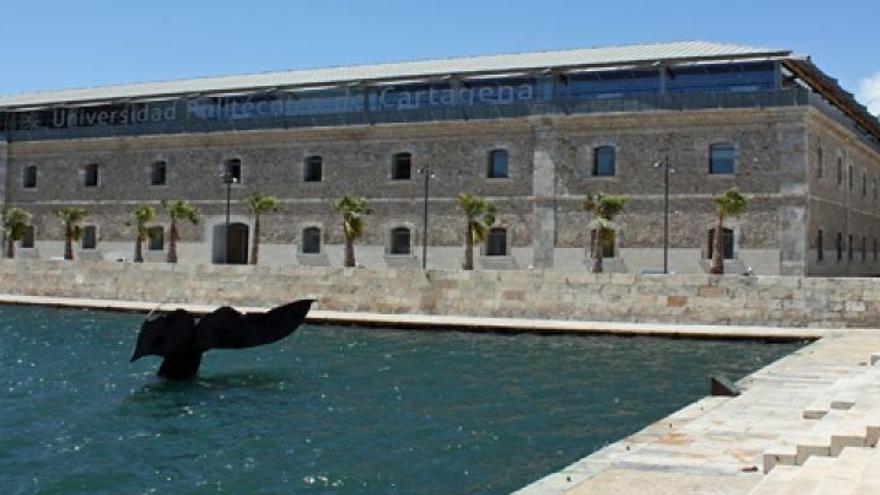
749, 353, 880, 494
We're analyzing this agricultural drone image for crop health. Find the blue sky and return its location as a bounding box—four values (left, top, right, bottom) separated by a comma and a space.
1, 0, 878, 112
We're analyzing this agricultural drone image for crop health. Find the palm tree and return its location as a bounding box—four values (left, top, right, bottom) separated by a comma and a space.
584, 192, 628, 273
55, 207, 88, 260
162, 200, 200, 263
246, 192, 280, 265
2, 207, 32, 259
132, 205, 156, 263
710, 187, 747, 275
334, 195, 372, 267
457, 193, 496, 270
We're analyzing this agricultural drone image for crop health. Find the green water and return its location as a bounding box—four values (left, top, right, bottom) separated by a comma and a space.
0, 305, 803, 495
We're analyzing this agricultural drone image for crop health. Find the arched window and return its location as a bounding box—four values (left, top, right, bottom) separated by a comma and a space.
150, 161, 167, 185
706, 228, 734, 259
23, 166, 37, 189
488, 149, 509, 179
709, 143, 735, 175
391, 153, 412, 180
590, 229, 616, 258
83, 163, 99, 187
389, 227, 411, 255
21, 225, 35, 249
486, 227, 508, 256
147, 227, 164, 251
593, 146, 616, 176
224, 158, 242, 183
301, 227, 322, 254
303, 156, 322, 182
81, 226, 97, 250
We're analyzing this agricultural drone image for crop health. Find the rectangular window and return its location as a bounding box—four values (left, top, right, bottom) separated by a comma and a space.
23, 166, 37, 189
21, 226, 35, 249
593, 146, 616, 176
709, 143, 735, 175
849, 165, 854, 191
875, 238, 878, 262
486, 228, 508, 256
863, 171, 867, 197
837, 157, 843, 187
862, 236, 867, 262
816, 229, 824, 262
816, 145, 824, 178
391, 153, 412, 180
84, 164, 99, 187
303, 156, 323, 182
224, 159, 242, 183
148, 227, 164, 251
488, 150, 509, 179
301, 227, 321, 254
151, 161, 167, 185
389, 227, 411, 255
81, 226, 97, 250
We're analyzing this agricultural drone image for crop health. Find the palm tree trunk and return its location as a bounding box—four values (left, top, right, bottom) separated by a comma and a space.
167, 222, 178, 263
709, 213, 725, 275
134, 233, 144, 263
6, 237, 15, 259
250, 215, 260, 265
64, 227, 74, 260
463, 221, 474, 270
590, 229, 604, 273
343, 234, 355, 267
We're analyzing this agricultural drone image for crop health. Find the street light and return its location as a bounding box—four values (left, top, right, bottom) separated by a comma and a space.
221, 170, 238, 264
418, 164, 437, 269
652, 155, 675, 274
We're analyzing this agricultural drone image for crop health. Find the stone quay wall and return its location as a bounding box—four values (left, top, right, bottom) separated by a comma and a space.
1, 260, 878, 329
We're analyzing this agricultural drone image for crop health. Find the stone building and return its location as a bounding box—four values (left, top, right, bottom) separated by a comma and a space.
1, 41, 878, 276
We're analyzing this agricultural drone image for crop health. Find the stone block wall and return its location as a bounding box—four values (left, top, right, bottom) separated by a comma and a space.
1, 260, 878, 328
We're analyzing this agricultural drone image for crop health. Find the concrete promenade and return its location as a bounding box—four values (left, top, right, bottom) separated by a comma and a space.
0, 293, 827, 340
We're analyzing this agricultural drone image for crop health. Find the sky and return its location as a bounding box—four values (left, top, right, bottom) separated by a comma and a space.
1, 0, 878, 114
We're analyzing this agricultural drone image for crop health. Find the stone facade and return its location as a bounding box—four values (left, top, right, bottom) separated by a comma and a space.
0, 260, 878, 328
2, 105, 880, 276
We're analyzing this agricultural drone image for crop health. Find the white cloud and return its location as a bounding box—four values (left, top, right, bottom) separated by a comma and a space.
858, 72, 880, 116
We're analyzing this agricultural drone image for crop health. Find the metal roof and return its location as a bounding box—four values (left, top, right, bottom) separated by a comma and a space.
0, 41, 790, 109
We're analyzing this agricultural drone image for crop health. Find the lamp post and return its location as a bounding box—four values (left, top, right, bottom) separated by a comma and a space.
653, 155, 674, 274
418, 163, 436, 269
221, 171, 237, 264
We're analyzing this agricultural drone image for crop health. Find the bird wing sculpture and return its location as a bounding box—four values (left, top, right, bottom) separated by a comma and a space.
130, 299, 315, 380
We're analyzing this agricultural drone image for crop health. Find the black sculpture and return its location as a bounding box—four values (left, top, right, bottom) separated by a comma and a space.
130, 299, 315, 380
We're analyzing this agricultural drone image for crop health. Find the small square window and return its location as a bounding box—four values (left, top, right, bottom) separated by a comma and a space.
84, 164, 99, 187
23, 166, 37, 189
304, 156, 323, 182
709, 143, 735, 175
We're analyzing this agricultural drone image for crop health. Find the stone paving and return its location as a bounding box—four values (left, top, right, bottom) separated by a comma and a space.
515, 329, 880, 495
